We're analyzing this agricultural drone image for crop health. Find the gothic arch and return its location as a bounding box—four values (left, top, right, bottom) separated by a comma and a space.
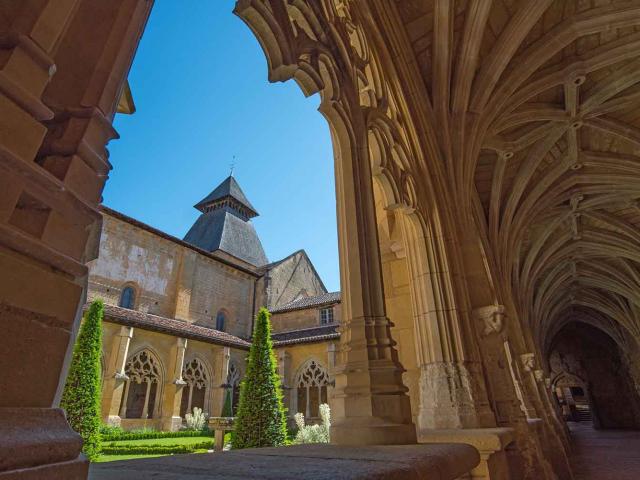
180, 356, 211, 416
293, 358, 330, 419
120, 348, 164, 419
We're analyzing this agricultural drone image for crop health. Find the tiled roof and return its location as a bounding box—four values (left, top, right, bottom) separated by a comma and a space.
271, 291, 341, 313
184, 209, 268, 267
194, 176, 258, 215
272, 324, 340, 346
100, 304, 251, 349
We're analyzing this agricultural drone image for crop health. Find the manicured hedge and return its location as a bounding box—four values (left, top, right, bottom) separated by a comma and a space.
232, 307, 288, 449
102, 430, 214, 442
61, 300, 104, 461
101, 441, 213, 456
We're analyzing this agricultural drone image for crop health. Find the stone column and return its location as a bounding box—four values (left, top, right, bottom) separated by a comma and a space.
474, 306, 556, 480
278, 350, 291, 418
0, 1, 150, 477
327, 111, 415, 446
101, 326, 133, 426
393, 207, 495, 432
161, 338, 187, 431
210, 347, 231, 418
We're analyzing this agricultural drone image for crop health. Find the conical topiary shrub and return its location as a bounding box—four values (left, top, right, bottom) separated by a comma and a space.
232, 307, 287, 448
61, 299, 104, 461
221, 388, 233, 417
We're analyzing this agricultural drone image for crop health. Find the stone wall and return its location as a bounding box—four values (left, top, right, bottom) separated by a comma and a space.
263, 251, 327, 309
271, 303, 342, 333
88, 212, 257, 338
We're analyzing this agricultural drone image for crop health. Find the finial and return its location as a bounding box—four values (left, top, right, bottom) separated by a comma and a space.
230, 156, 235, 177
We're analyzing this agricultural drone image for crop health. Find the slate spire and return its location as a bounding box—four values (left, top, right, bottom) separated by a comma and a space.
184, 176, 268, 266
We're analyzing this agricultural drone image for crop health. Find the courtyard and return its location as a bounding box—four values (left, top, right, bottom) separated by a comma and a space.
3, 1, 640, 479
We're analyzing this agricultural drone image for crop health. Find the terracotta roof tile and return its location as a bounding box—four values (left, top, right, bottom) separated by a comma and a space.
99, 304, 251, 349
271, 292, 341, 313
271, 324, 340, 346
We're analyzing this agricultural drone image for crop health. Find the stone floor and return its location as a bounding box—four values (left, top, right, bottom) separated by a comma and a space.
569, 422, 640, 479
89, 443, 478, 480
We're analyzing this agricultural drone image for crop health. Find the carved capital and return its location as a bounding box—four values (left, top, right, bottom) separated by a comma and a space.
474, 305, 506, 336
520, 353, 535, 372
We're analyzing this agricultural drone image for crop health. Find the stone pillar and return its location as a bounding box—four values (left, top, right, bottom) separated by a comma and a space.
0, 0, 151, 477
161, 338, 187, 431
520, 357, 573, 479
101, 325, 133, 425
210, 347, 231, 418
327, 112, 415, 446
393, 207, 495, 432
474, 306, 556, 480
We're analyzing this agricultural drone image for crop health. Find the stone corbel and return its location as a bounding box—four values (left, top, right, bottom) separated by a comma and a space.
534, 369, 545, 382
474, 305, 506, 336
520, 353, 535, 372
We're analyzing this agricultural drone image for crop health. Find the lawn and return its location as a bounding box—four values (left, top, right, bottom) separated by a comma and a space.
95, 435, 214, 463
104, 436, 214, 447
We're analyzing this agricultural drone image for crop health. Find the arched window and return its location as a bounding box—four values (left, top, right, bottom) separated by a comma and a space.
227, 361, 241, 415
180, 358, 209, 417
119, 286, 136, 309
295, 360, 329, 419
215, 310, 226, 331
120, 350, 162, 419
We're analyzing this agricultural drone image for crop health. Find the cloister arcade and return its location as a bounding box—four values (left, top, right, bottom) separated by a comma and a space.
3, 1, 640, 479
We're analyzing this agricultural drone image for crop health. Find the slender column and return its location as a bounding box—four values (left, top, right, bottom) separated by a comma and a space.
278, 350, 291, 417
160, 337, 187, 431
203, 385, 210, 415
101, 326, 133, 425
210, 347, 231, 417
186, 385, 194, 414
119, 380, 131, 418
504, 341, 537, 419
141, 380, 152, 419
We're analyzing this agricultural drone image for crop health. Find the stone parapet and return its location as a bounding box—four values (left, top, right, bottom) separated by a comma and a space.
90, 443, 479, 480
419, 427, 515, 480
0, 407, 87, 479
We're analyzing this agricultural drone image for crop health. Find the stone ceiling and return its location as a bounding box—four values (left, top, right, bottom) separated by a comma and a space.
391, 0, 640, 351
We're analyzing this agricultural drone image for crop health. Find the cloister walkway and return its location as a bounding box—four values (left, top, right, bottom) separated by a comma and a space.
569, 422, 640, 479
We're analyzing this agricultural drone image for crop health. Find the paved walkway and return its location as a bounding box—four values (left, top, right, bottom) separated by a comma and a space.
569, 422, 640, 479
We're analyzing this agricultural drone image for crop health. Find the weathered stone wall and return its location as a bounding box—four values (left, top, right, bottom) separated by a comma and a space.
88, 213, 257, 338
271, 303, 342, 333
264, 251, 327, 309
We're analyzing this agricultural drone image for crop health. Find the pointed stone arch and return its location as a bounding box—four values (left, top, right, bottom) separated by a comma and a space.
180, 356, 212, 417
120, 348, 164, 419
293, 358, 330, 420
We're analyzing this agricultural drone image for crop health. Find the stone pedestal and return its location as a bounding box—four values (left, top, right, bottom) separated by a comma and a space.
0, 408, 87, 479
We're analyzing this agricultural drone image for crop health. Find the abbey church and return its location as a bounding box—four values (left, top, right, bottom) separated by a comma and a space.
89, 175, 340, 430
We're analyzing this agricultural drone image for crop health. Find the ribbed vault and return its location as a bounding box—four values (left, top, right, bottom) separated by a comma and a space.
389, 0, 640, 352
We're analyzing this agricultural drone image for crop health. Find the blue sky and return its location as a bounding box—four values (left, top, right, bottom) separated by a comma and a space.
105, 1, 339, 292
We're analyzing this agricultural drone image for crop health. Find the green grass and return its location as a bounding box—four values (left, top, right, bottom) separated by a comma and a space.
103, 436, 213, 447
95, 435, 214, 463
